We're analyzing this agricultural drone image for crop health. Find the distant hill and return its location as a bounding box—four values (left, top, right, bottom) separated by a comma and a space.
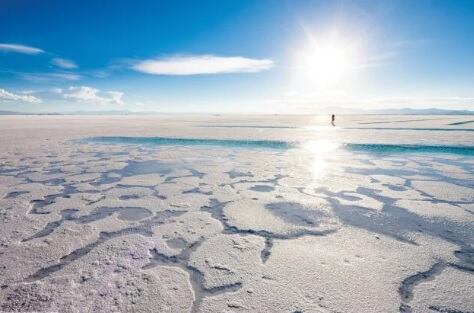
318, 107, 474, 115
369, 108, 474, 115
0, 108, 473, 115
0, 110, 161, 116
0, 110, 61, 115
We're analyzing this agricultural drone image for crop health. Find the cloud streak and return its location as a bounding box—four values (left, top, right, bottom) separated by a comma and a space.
62, 86, 125, 105
52, 58, 78, 69
0, 88, 42, 103
0, 43, 44, 55
132, 55, 274, 75
20, 72, 81, 82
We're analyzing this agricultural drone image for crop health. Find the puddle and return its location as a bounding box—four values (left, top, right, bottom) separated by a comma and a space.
265, 202, 330, 227
116, 207, 153, 221
166, 238, 188, 249
227, 170, 254, 179
77, 207, 152, 223
120, 160, 172, 176
4, 191, 29, 199
250, 185, 274, 192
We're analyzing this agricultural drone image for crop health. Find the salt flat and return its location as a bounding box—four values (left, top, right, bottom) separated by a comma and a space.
0, 115, 472, 313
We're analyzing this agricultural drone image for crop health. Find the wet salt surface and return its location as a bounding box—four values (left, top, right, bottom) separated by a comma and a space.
120, 160, 173, 176
0, 116, 473, 313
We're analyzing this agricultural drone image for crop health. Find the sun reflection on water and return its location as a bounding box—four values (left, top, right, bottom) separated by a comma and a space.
303, 139, 342, 179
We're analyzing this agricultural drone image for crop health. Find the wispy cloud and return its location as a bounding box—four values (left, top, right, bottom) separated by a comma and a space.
0, 88, 42, 103
52, 58, 78, 69
350, 51, 398, 70
20, 72, 81, 82
61, 86, 125, 105
353, 38, 428, 70
0, 43, 44, 55
132, 55, 274, 75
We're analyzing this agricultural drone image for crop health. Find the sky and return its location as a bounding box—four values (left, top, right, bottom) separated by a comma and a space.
1, 0, 474, 113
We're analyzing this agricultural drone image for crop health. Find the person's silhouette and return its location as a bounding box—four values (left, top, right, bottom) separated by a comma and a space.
331, 114, 335, 126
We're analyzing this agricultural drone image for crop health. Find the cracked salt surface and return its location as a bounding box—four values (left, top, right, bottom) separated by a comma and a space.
0, 115, 473, 313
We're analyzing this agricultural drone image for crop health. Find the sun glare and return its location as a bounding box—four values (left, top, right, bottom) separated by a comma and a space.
299, 45, 347, 84
303, 139, 341, 179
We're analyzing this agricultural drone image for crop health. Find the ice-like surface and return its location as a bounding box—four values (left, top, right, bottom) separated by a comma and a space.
0, 115, 472, 313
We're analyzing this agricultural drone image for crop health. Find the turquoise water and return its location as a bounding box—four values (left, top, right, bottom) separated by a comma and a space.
347, 127, 474, 132
85, 136, 474, 156
86, 136, 294, 149
345, 143, 474, 156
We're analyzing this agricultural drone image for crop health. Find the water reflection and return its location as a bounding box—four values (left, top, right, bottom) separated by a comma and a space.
303, 139, 341, 179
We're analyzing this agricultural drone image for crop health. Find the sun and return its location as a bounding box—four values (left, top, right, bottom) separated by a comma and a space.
299, 45, 347, 84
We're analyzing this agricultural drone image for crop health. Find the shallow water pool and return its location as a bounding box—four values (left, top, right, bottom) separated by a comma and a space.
84, 136, 474, 156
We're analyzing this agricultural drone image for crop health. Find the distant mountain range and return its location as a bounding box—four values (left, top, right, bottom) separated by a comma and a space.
0, 110, 61, 115
0, 108, 473, 115
311, 107, 474, 115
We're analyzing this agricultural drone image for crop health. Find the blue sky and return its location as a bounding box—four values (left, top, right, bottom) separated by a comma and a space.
1, 0, 473, 113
